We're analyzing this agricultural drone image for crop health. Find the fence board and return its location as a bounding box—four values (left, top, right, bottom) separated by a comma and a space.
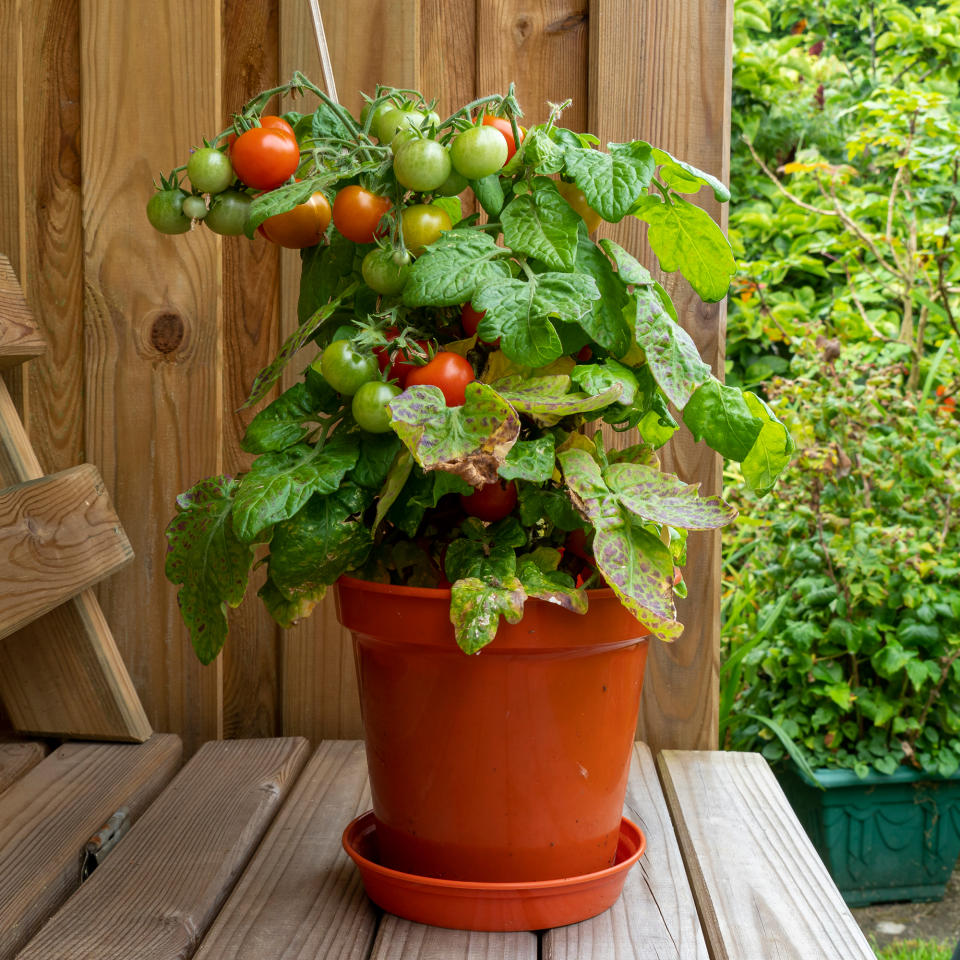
220, 0, 283, 740
80, 0, 224, 755
590, 0, 733, 753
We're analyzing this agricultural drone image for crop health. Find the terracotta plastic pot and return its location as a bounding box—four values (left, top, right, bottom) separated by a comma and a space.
335, 576, 650, 883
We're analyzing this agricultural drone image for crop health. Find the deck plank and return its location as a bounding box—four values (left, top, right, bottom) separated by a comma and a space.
543, 742, 708, 960
657, 750, 875, 960
16, 737, 310, 960
371, 918, 537, 960
0, 735, 182, 960
0, 741, 46, 796
193, 740, 377, 960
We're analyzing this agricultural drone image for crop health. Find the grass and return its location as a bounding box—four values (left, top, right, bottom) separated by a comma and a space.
874, 940, 955, 960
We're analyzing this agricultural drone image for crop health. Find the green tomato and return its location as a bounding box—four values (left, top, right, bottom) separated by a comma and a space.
146, 189, 193, 235
391, 128, 419, 154
352, 380, 401, 433
203, 189, 251, 236
182, 195, 208, 220
360, 100, 396, 134
450, 125, 508, 180
393, 139, 452, 193
400, 203, 452, 256
319, 339, 379, 395
362, 248, 410, 295
187, 147, 234, 194
373, 107, 422, 143
436, 169, 469, 197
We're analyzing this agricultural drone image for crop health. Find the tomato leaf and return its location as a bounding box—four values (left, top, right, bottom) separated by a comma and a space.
604, 462, 737, 530
472, 272, 600, 368
232, 434, 360, 542
247, 176, 331, 233
492, 374, 623, 423
741, 392, 795, 494
629, 290, 712, 409
499, 436, 556, 482
241, 382, 329, 454
632, 194, 736, 302
572, 234, 632, 355
373, 448, 413, 532
164, 476, 255, 665
652, 147, 731, 202
501, 177, 581, 270
563, 140, 656, 222
598, 238, 655, 286
258, 576, 327, 629
389, 381, 520, 487
516, 557, 588, 613
682, 380, 764, 461
402, 230, 511, 307
450, 576, 526, 654
559, 448, 682, 641
470, 174, 506, 216
571, 359, 638, 406
266, 484, 371, 597
298, 233, 358, 323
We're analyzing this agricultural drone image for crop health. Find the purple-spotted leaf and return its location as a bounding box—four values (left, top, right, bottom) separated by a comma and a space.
492, 375, 622, 425
516, 558, 588, 614
604, 462, 737, 530
556, 447, 618, 524
164, 476, 255, 665
258, 577, 327, 629
450, 576, 526, 654
389, 381, 520, 488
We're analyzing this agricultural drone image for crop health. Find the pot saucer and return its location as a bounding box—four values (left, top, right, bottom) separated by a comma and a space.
341, 811, 646, 931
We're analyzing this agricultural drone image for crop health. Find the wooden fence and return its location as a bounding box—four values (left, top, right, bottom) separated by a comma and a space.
0, 0, 732, 756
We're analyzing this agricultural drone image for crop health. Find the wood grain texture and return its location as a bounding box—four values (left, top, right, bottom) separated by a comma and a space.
658, 750, 875, 960
0, 740, 46, 795
18, 737, 310, 960
477, 0, 589, 132
371, 919, 537, 960
0, 1, 24, 297
543, 742, 708, 960
80, 0, 224, 755
18, 0, 85, 473
0, 734, 182, 960
0, 464, 133, 639
0, 255, 45, 369
276, 0, 420, 743
193, 740, 376, 960
418, 0, 475, 122
589, 0, 733, 752
220, 0, 282, 740
0, 376, 151, 739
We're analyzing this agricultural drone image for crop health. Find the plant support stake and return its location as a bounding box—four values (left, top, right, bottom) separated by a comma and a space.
307, 0, 339, 104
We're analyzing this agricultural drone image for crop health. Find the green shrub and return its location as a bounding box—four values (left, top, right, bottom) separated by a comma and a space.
722, 341, 960, 778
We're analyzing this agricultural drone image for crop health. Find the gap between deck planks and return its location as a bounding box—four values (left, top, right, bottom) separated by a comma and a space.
16, 737, 310, 960
657, 750, 875, 960
0, 735, 182, 960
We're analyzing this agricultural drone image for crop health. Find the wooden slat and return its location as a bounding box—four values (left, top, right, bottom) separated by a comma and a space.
17, 737, 310, 960
80, 0, 224, 755
0, 734, 182, 960
0, 464, 133, 640
371, 917, 537, 960
590, 0, 733, 753
193, 740, 376, 960
276, 0, 421, 743
220, 0, 282, 740
419, 0, 475, 124
0, 255, 44, 370
544, 742, 708, 959
0, 740, 46, 795
658, 750, 875, 960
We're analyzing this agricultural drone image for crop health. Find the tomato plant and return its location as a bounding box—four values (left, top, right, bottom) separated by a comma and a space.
375, 328, 431, 386
400, 204, 451, 255
460, 479, 517, 522
405, 351, 475, 406
460, 302, 499, 346
393, 139, 452, 193
319, 339, 379, 395
556, 181, 602, 233
187, 147, 234, 195
203, 189, 251, 235
362, 249, 410, 296
182, 195, 208, 220
450, 125, 508, 180
261, 191, 331, 248
352, 380, 401, 433
230, 127, 299, 190
481, 115, 522, 162
146, 189, 193, 234
227, 115, 295, 151
332, 186, 391, 244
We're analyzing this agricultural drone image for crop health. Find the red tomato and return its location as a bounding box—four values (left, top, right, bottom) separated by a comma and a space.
261, 191, 331, 248
405, 351, 475, 406
460, 479, 518, 522
375, 328, 432, 387
459, 302, 501, 347
481, 115, 523, 162
230, 127, 300, 190
227, 115, 295, 151
332, 185, 392, 244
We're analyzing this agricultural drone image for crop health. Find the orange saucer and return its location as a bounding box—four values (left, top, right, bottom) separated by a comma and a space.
342, 811, 646, 931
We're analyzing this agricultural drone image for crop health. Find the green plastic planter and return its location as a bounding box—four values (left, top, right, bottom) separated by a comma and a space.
777, 763, 960, 907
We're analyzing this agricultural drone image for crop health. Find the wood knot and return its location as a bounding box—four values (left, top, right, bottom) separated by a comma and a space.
513, 16, 532, 42
149, 312, 185, 355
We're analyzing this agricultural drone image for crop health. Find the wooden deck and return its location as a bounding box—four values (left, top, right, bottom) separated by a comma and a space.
0, 737, 874, 960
